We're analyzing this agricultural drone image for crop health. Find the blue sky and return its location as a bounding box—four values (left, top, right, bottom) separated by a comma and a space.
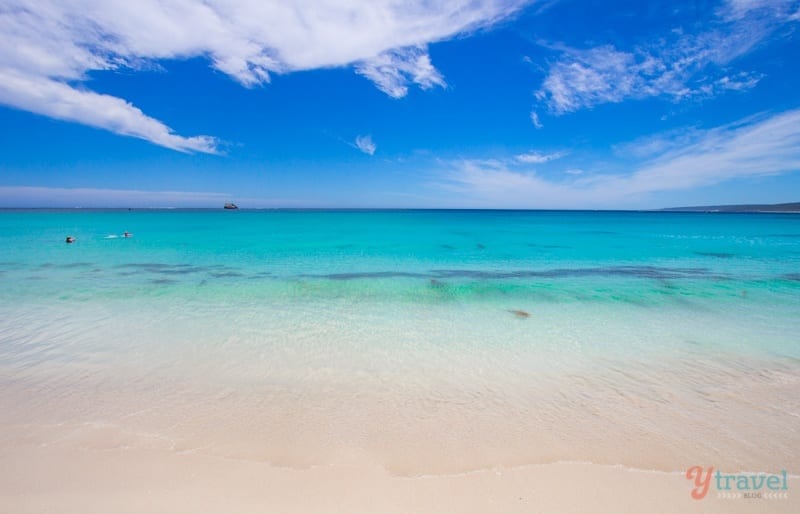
1, 0, 799, 208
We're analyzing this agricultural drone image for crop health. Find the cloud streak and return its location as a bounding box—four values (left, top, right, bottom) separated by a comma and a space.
0, 69, 220, 153
439, 109, 800, 208
355, 46, 446, 99
530, 111, 543, 129
536, 41, 761, 115
0, 186, 232, 208
720, 0, 800, 21
535, 0, 793, 116
0, 1, 529, 151
515, 150, 566, 164
354, 135, 377, 155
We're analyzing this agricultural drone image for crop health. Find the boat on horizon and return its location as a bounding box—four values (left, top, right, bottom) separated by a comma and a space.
223, 202, 239, 210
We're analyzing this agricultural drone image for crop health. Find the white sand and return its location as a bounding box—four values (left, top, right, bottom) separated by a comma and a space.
1, 440, 796, 513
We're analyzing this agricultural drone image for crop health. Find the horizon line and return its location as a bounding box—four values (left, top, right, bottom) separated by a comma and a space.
1, 204, 799, 213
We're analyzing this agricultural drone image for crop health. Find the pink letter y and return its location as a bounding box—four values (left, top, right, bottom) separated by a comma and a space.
686, 466, 714, 500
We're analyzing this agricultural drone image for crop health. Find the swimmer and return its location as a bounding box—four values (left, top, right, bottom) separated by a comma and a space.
65, 236, 75, 244
123, 231, 132, 238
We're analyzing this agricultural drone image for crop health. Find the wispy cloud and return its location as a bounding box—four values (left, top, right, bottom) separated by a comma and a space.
0, 186, 232, 208
0, 1, 529, 151
714, 72, 763, 91
355, 46, 446, 99
536, 46, 648, 115
355, 135, 377, 155
530, 111, 543, 129
0, 70, 220, 154
438, 108, 800, 208
612, 127, 703, 160
536, 41, 762, 115
720, 0, 800, 21
515, 150, 566, 163
535, 1, 794, 115
610, 109, 800, 194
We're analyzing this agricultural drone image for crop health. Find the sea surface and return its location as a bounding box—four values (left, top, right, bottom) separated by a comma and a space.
1, 209, 798, 473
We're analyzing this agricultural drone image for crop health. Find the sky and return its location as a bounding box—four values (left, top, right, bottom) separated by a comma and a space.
1, 0, 800, 209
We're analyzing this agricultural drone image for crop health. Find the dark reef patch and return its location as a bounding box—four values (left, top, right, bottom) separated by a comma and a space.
159, 267, 209, 275
150, 278, 178, 285
305, 266, 723, 281
59, 262, 95, 268
307, 271, 430, 280
209, 271, 244, 278
429, 266, 717, 280
528, 244, 569, 249
116, 263, 242, 276
694, 251, 735, 258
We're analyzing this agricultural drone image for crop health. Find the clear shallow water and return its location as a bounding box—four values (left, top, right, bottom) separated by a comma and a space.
1, 210, 799, 473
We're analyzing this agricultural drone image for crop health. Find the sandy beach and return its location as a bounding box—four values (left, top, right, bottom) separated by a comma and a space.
2, 439, 796, 513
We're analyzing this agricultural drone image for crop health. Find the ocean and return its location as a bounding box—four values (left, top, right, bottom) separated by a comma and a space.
1, 209, 798, 474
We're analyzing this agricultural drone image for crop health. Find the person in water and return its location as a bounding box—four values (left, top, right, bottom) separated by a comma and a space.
65, 236, 75, 243
123, 231, 131, 238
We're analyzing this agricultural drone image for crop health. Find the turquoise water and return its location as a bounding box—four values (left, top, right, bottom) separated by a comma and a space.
3, 209, 799, 301
1, 209, 799, 472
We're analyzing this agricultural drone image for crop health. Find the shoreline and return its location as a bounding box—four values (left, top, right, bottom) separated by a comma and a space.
1, 441, 796, 513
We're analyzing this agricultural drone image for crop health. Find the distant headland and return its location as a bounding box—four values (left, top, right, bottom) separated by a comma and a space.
661, 201, 800, 213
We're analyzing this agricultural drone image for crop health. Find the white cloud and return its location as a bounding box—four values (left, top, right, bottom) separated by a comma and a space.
0, 1, 529, 151
536, 46, 644, 114
355, 135, 377, 155
515, 150, 566, 163
437, 159, 582, 208
536, 39, 764, 115
0, 186, 232, 208
530, 111, 543, 129
535, 4, 793, 115
715, 72, 763, 91
0, 69, 220, 154
612, 127, 703, 160
721, 0, 800, 21
355, 46, 446, 99
612, 109, 800, 194
438, 109, 800, 208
